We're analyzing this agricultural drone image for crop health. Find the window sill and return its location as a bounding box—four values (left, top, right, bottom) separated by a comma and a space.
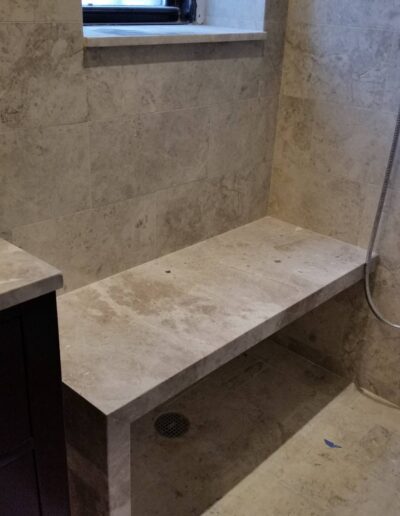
83, 24, 267, 48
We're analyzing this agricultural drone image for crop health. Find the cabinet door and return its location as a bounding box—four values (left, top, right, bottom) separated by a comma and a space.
0, 317, 31, 456
0, 451, 41, 516
22, 294, 71, 516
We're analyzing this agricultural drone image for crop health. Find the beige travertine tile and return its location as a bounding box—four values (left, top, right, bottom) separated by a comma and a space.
265, 0, 289, 24
122, 54, 262, 115
90, 107, 209, 207
281, 25, 314, 100
271, 0, 400, 408
0, 123, 90, 231
325, 0, 400, 31
204, 161, 270, 236
311, 102, 396, 184
259, 19, 287, 99
0, 0, 82, 22
155, 180, 210, 256
129, 345, 400, 516
58, 216, 368, 419
271, 282, 369, 380
383, 56, 400, 112
288, 0, 400, 31
0, 23, 87, 131
36, 0, 83, 23
86, 65, 125, 121
273, 95, 314, 168
155, 161, 270, 257
269, 165, 365, 244
85, 42, 263, 116
208, 97, 271, 179
355, 318, 400, 406
0, 0, 37, 22
154, 160, 268, 256
131, 345, 344, 516
281, 22, 396, 108
205, 475, 324, 516
0, 0, 285, 308
12, 194, 157, 292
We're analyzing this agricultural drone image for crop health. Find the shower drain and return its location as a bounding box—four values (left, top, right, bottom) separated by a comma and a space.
154, 412, 190, 439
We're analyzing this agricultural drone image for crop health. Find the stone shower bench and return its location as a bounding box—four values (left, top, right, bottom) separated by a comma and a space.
58, 216, 372, 515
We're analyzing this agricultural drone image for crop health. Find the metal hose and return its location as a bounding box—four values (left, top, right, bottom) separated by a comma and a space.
364, 104, 400, 329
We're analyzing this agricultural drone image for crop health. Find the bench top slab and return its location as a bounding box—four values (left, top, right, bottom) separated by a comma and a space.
58, 217, 368, 419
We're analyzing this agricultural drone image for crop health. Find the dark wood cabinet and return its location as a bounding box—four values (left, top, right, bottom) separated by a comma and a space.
0, 293, 70, 516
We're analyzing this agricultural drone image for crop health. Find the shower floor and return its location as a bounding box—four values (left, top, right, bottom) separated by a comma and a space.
131, 340, 400, 516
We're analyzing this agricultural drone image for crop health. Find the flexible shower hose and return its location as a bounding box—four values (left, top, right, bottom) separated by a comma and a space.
365, 104, 400, 329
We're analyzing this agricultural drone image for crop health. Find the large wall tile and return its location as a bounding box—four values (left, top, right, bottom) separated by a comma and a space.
0, 0, 82, 22
269, 166, 365, 244
86, 64, 125, 121
271, 0, 400, 405
311, 102, 396, 184
12, 194, 157, 292
153, 164, 269, 259
288, 0, 400, 31
356, 315, 400, 405
282, 23, 396, 108
155, 180, 210, 256
265, 0, 289, 24
1, 0, 287, 309
205, 161, 270, 236
383, 52, 400, 113
326, 0, 400, 31
122, 56, 261, 115
90, 107, 209, 207
260, 20, 287, 99
0, 123, 90, 231
273, 95, 314, 168
0, 0, 36, 22
0, 23, 87, 130
35, 0, 83, 23
85, 42, 263, 117
208, 97, 272, 179
281, 25, 314, 100
273, 282, 369, 379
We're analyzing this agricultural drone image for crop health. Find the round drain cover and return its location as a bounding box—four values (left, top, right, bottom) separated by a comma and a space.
154, 412, 190, 439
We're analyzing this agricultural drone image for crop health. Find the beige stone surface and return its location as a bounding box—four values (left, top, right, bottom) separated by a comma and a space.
90, 107, 209, 207
126, 341, 400, 516
84, 25, 267, 48
2, 11, 287, 294
0, 0, 82, 23
0, 237, 62, 310
0, 123, 91, 231
202, 383, 400, 516
269, 0, 400, 405
13, 194, 158, 293
0, 22, 87, 131
58, 216, 369, 420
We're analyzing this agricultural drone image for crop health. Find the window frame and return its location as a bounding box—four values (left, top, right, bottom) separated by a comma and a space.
82, 1, 197, 25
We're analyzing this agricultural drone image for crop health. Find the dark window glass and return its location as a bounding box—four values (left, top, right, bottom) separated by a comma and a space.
82, 1, 196, 25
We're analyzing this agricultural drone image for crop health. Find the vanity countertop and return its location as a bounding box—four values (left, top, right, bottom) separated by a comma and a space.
0, 238, 63, 312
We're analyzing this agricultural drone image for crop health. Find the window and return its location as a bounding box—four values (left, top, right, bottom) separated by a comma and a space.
82, 0, 197, 25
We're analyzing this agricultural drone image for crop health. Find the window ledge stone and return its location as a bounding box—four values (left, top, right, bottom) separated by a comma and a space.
83, 24, 267, 48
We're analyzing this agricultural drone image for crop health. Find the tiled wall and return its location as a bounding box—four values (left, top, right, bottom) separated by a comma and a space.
0, 0, 288, 292
269, 0, 400, 404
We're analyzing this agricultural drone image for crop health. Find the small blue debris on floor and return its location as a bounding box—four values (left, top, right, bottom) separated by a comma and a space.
324, 439, 342, 449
